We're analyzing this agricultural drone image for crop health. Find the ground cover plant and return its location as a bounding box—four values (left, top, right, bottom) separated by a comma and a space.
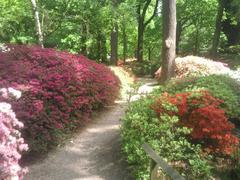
0, 45, 120, 152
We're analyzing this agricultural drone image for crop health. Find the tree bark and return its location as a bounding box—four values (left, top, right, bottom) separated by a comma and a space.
148, 47, 152, 61
30, 0, 44, 48
110, 23, 118, 65
176, 21, 182, 54
137, 16, 144, 62
97, 32, 101, 61
159, 0, 176, 83
194, 28, 199, 55
210, 0, 224, 56
101, 35, 107, 63
122, 15, 127, 63
81, 23, 87, 55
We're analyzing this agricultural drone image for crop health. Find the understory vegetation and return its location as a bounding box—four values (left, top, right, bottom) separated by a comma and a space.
121, 60, 240, 179
1, 0, 240, 179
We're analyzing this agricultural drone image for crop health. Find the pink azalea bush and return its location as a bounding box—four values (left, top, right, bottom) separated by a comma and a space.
0, 45, 120, 152
0, 92, 28, 180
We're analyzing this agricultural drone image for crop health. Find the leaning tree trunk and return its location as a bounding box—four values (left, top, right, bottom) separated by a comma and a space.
159, 0, 176, 83
110, 23, 118, 65
210, 0, 224, 56
30, 0, 44, 48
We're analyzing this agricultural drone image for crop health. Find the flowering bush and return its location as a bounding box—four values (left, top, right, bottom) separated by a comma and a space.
162, 75, 240, 120
0, 45, 120, 152
155, 56, 231, 79
228, 69, 240, 82
121, 97, 212, 180
151, 91, 239, 155
0, 89, 28, 180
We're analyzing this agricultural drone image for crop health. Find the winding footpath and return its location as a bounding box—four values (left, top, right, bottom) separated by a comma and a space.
25, 67, 158, 180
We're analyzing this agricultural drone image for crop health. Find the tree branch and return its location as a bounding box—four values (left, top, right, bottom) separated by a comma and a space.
144, 0, 159, 28
142, 0, 152, 19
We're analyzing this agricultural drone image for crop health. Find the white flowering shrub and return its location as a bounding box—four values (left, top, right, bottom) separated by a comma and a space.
155, 56, 231, 79
0, 88, 28, 180
227, 69, 240, 83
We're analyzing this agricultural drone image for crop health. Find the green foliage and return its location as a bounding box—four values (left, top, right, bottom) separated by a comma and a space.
121, 97, 212, 180
0, 0, 34, 43
224, 45, 240, 54
131, 60, 160, 77
177, 0, 218, 53
0, 0, 238, 62
162, 75, 240, 119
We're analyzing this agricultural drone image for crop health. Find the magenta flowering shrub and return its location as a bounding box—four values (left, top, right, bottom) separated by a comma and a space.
0, 45, 120, 152
0, 101, 28, 180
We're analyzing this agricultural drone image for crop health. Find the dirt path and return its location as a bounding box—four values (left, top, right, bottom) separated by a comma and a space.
25, 102, 133, 180
25, 67, 158, 180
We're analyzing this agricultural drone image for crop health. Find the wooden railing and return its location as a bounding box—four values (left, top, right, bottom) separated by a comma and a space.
142, 143, 185, 180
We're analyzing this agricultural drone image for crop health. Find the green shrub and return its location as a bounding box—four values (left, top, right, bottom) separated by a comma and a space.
121, 97, 212, 180
131, 60, 159, 77
161, 75, 240, 119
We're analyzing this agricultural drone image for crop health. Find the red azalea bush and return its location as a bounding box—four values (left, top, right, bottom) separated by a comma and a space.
0, 45, 120, 152
0, 101, 28, 180
151, 91, 239, 155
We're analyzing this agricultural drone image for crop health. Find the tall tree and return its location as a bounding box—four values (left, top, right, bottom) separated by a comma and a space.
122, 14, 127, 63
30, 0, 44, 47
159, 0, 176, 83
111, 24, 118, 65
210, 0, 224, 56
110, 0, 120, 65
136, 0, 159, 62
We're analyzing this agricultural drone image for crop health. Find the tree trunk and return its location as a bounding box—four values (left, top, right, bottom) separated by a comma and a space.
97, 32, 101, 61
137, 16, 144, 62
176, 21, 182, 54
81, 23, 87, 55
30, 0, 44, 48
137, 7, 144, 62
110, 23, 118, 65
210, 0, 224, 56
136, 0, 158, 62
159, 0, 176, 83
148, 47, 151, 61
194, 28, 199, 55
101, 35, 107, 63
122, 16, 127, 63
